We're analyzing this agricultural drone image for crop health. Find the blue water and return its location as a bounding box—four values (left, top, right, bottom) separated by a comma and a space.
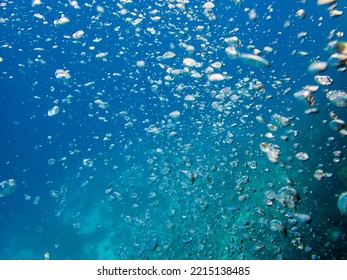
1, 0, 347, 259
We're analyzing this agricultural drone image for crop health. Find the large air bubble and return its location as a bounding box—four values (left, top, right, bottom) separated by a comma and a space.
337, 192, 347, 215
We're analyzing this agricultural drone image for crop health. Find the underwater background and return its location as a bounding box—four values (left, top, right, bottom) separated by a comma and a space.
1, 0, 347, 260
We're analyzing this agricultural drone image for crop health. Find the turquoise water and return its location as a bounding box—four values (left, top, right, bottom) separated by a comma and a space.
0, 0, 347, 259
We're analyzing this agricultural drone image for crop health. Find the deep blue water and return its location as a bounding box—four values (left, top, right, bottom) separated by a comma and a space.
1, 0, 347, 259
